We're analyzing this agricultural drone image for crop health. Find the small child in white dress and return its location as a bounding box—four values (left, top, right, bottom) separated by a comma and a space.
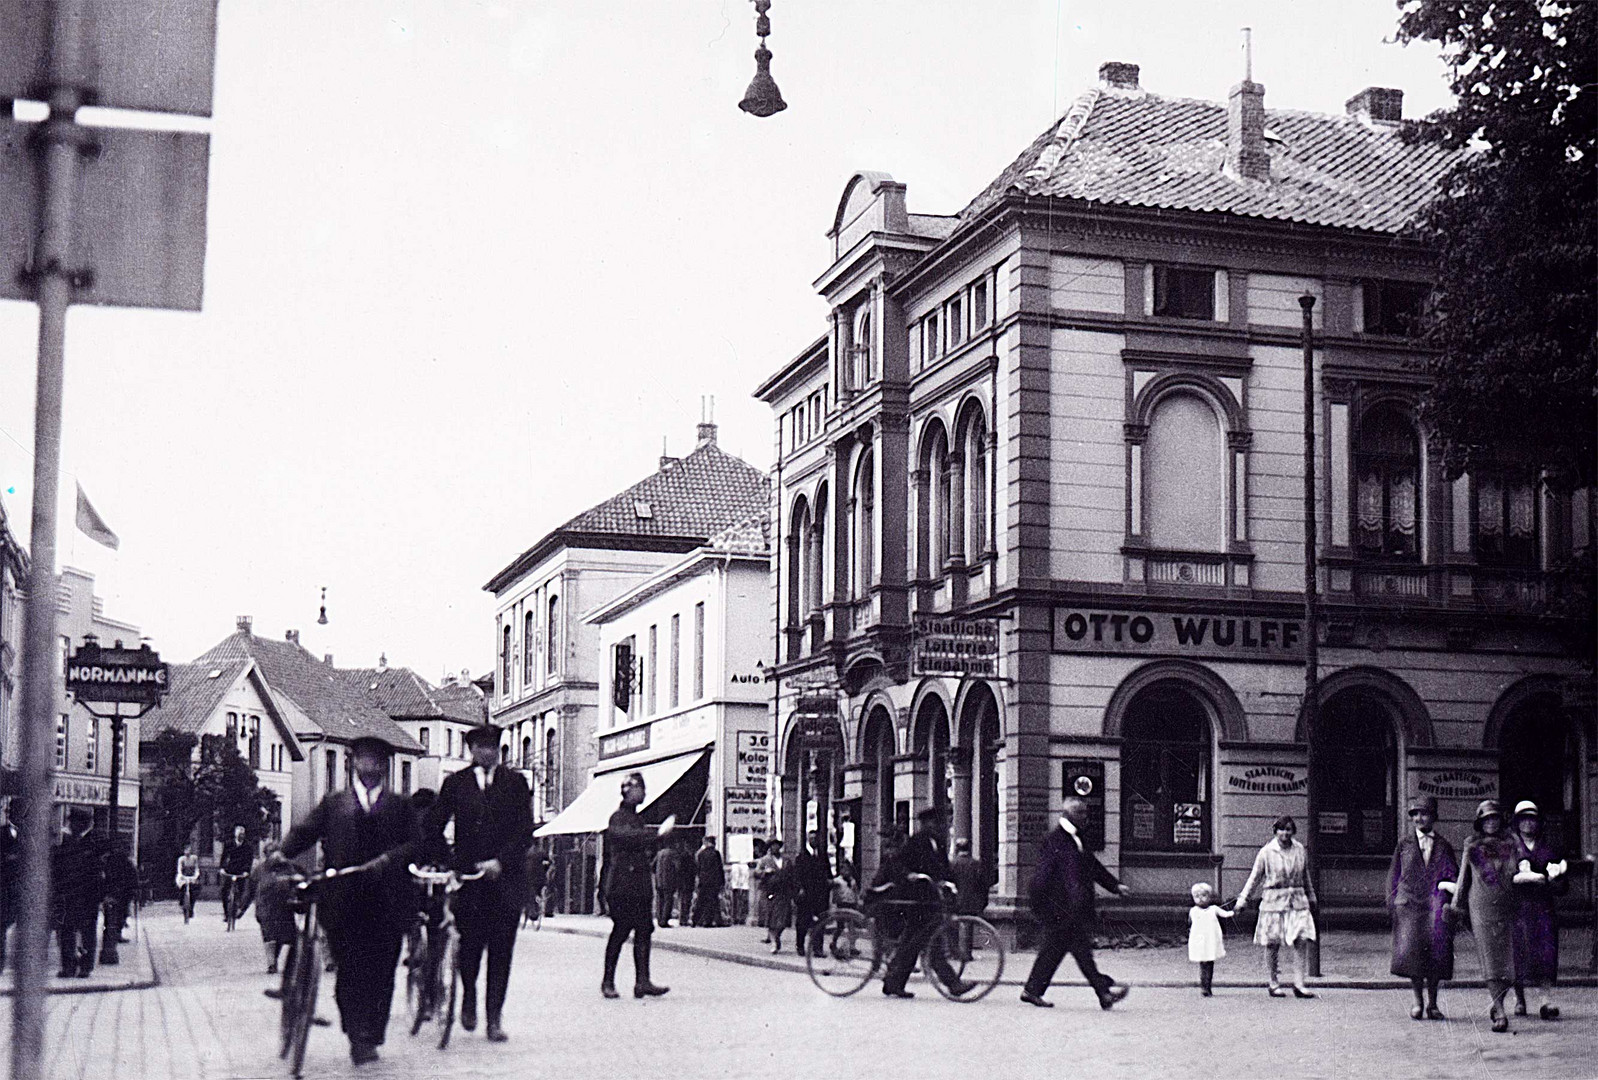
1188, 882, 1235, 996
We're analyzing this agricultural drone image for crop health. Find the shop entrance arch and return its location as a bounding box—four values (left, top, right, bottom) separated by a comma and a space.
857, 704, 897, 884
781, 710, 844, 855
954, 683, 1001, 869
911, 694, 952, 820
1492, 683, 1584, 855
1313, 689, 1400, 856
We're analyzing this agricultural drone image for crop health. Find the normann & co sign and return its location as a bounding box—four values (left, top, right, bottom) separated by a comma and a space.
1052, 607, 1305, 663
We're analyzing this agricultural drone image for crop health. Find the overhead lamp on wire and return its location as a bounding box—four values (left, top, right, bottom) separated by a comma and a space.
317, 586, 329, 626
739, 0, 787, 117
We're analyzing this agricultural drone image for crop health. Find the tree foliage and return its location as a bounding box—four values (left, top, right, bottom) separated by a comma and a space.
142, 728, 280, 890
197, 741, 280, 844
1396, 1, 1596, 486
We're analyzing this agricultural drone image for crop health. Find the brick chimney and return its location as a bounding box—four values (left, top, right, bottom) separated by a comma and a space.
1346, 86, 1402, 125
324, 653, 334, 666
696, 395, 717, 448
236, 615, 252, 635
284, 629, 299, 646
1098, 61, 1140, 93
1227, 79, 1269, 182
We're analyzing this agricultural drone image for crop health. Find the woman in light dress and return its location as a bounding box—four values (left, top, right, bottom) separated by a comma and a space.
1233, 816, 1317, 998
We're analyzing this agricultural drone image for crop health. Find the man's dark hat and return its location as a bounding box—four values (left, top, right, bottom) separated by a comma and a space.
1406, 794, 1439, 816
463, 725, 501, 750
349, 735, 393, 759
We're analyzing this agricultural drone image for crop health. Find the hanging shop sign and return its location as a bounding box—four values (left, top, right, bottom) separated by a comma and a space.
911, 617, 1000, 678
65, 640, 169, 707
1052, 607, 1305, 662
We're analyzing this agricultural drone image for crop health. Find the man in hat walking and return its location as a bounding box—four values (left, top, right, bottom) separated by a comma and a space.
1387, 794, 1458, 1019
281, 736, 418, 1066
52, 807, 105, 978
423, 725, 532, 1042
880, 805, 972, 999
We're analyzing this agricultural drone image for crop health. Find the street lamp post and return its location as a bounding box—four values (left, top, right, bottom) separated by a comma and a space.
1300, 293, 1322, 978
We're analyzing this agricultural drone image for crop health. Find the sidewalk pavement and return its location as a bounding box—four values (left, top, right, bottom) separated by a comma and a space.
0, 909, 157, 996
535, 912, 1598, 990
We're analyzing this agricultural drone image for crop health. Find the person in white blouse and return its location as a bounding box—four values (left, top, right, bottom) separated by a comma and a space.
1233, 816, 1317, 998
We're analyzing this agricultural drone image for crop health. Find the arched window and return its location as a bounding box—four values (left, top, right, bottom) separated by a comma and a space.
1144, 393, 1226, 552
523, 611, 535, 683
1355, 404, 1420, 560
917, 423, 952, 578
811, 483, 828, 618
1314, 691, 1397, 855
546, 596, 560, 675
788, 496, 811, 633
1120, 685, 1213, 852
852, 448, 876, 598
963, 409, 988, 560
1499, 694, 1581, 854
521, 735, 532, 767
500, 624, 511, 690
1475, 469, 1539, 567
854, 306, 874, 388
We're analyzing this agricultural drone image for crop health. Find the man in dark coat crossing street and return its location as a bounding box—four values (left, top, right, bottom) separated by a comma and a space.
280, 736, 418, 1066
791, 830, 832, 956
880, 807, 972, 999
601, 772, 675, 998
1387, 794, 1458, 1020
52, 807, 105, 978
423, 725, 533, 1042
692, 836, 726, 927
1021, 796, 1132, 1009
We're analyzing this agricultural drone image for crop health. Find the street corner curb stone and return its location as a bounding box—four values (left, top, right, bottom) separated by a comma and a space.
0, 928, 159, 996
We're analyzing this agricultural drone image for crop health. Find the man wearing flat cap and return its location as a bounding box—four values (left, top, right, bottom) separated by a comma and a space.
423, 724, 532, 1043
281, 734, 419, 1066
1387, 793, 1458, 1020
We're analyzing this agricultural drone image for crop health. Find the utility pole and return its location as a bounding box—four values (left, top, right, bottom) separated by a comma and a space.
1300, 293, 1322, 978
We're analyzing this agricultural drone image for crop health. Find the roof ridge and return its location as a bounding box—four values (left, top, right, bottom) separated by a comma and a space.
1023, 87, 1101, 183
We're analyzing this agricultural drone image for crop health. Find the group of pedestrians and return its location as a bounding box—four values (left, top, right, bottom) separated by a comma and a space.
651, 835, 729, 928
0, 803, 139, 980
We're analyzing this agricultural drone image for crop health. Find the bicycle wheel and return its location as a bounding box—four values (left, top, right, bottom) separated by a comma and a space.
283, 930, 320, 1075
805, 909, 876, 997
225, 889, 236, 932
405, 927, 429, 1035
430, 929, 458, 1050
926, 915, 1004, 1002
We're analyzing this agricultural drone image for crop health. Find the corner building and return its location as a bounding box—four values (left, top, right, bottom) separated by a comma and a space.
754, 62, 1593, 927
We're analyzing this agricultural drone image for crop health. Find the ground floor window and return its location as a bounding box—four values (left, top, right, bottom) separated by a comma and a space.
1314, 690, 1397, 855
1121, 685, 1212, 852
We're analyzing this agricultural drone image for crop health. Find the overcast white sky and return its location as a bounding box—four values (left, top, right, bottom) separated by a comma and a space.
0, 0, 1455, 682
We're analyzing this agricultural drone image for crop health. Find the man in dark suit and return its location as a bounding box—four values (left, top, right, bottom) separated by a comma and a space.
691, 836, 726, 927
1021, 795, 1131, 1009
881, 806, 972, 999
423, 725, 533, 1043
791, 830, 832, 956
601, 773, 674, 998
281, 736, 418, 1066
1387, 794, 1459, 1020
52, 807, 105, 978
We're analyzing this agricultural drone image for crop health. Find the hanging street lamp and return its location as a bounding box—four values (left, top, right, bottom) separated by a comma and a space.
739, 0, 787, 118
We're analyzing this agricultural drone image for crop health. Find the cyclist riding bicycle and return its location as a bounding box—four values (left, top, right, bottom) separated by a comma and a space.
174, 845, 200, 920
875, 805, 973, 1000
219, 825, 255, 922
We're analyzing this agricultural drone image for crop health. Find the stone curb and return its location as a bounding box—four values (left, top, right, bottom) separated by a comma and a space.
0, 928, 160, 997
536, 922, 1598, 991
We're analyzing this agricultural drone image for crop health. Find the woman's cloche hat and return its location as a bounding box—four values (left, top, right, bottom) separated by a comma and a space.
1512, 799, 1540, 819
1473, 799, 1503, 824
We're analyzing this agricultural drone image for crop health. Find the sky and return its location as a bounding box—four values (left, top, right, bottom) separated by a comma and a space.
0, 0, 1458, 683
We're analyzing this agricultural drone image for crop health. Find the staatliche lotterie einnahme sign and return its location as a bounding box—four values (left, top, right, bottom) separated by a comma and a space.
1051, 607, 1305, 662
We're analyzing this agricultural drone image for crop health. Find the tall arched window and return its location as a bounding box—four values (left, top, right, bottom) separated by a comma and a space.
546, 595, 561, 674
963, 409, 988, 560
917, 423, 952, 578
787, 496, 810, 640
500, 624, 512, 690
521, 735, 532, 767
810, 484, 828, 618
1356, 404, 1420, 560
1120, 685, 1213, 852
854, 306, 874, 387
854, 448, 876, 597
1314, 691, 1398, 854
523, 611, 535, 683
1144, 393, 1226, 552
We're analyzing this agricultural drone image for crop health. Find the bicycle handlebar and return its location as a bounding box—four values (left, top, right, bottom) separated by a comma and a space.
292, 863, 378, 892
407, 863, 488, 885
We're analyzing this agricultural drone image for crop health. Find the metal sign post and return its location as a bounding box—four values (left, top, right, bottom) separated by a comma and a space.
1299, 294, 1322, 978
3, 5, 213, 1076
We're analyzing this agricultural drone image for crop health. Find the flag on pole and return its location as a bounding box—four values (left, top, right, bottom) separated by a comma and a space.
75, 483, 119, 550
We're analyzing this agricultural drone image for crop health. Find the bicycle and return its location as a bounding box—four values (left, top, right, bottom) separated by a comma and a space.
405, 864, 485, 1050
176, 879, 197, 923
219, 869, 248, 932
277, 864, 374, 1077
806, 873, 1005, 1002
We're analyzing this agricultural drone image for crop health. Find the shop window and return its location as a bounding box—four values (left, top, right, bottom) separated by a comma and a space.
1313, 691, 1397, 856
1355, 404, 1420, 560
1361, 280, 1429, 337
1120, 686, 1212, 852
1476, 470, 1539, 567
1143, 393, 1226, 552
1152, 266, 1215, 320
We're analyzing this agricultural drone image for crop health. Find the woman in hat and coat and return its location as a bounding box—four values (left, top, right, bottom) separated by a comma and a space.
1508, 800, 1568, 1020
1387, 794, 1458, 1020
1449, 799, 1519, 1032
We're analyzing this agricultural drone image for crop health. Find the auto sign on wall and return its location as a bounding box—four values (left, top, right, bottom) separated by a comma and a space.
65, 640, 168, 706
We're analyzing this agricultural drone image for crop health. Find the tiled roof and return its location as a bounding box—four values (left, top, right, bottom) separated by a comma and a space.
342, 666, 487, 726
486, 438, 770, 591
959, 88, 1461, 234
193, 632, 422, 753
707, 511, 771, 556
140, 660, 249, 738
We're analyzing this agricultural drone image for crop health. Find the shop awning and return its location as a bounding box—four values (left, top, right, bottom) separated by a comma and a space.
534, 745, 711, 837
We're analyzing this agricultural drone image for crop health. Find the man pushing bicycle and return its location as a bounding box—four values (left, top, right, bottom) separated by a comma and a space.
280, 735, 418, 1067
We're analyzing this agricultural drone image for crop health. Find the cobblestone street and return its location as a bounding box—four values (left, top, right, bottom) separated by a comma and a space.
4, 903, 1595, 1080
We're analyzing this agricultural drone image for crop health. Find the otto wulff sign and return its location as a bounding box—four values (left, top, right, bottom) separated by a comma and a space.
1052, 607, 1305, 663
65, 638, 169, 710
